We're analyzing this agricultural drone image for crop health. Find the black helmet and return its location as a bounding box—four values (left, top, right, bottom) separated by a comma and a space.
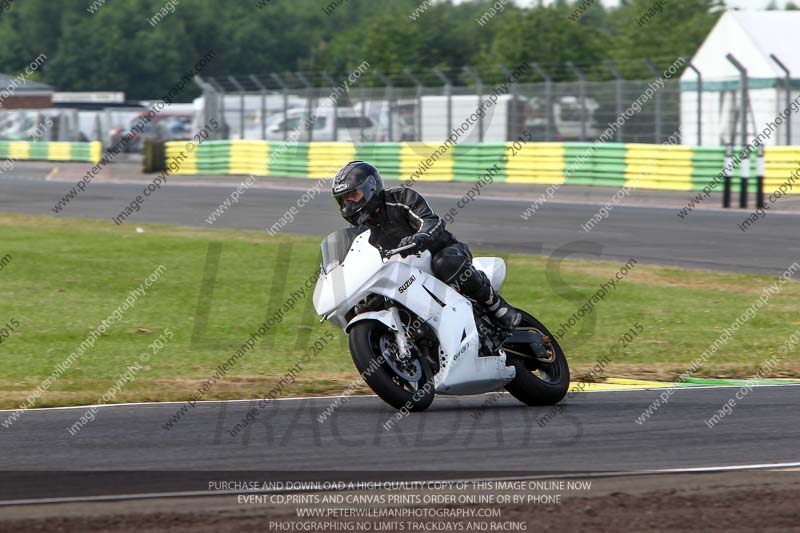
332, 161, 384, 226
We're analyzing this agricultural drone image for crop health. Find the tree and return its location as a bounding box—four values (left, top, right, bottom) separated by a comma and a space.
0, 0, 728, 99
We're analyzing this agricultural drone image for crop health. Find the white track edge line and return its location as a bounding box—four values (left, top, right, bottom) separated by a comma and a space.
0, 383, 797, 413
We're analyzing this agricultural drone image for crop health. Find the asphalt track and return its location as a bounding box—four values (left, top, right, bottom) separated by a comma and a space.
1, 165, 799, 274
0, 385, 798, 501
2, 164, 799, 507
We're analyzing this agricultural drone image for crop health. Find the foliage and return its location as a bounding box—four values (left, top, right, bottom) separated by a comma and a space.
0, 0, 729, 99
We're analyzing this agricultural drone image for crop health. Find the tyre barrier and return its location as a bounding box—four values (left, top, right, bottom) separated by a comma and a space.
0, 141, 102, 164
162, 140, 800, 193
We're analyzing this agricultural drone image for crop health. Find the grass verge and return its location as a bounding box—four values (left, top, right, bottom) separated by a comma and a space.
0, 214, 798, 408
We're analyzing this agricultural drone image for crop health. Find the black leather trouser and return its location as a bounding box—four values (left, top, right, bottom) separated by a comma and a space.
430, 241, 493, 304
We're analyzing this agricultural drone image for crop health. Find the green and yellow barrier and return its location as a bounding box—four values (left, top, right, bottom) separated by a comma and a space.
505, 142, 565, 185
307, 142, 355, 178
625, 143, 695, 191
162, 140, 800, 194
0, 141, 102, 163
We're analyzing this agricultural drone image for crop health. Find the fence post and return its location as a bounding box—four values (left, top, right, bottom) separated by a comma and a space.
499, 64, 520, 140
249, 75, 268, 141
103, 108, 111, 144
432, 67, 452, 141
323, 72, 339, 142
770, 54, 791, 145
726, 54, 749, 154
642, 59, 662, 143
530, 62, 553, 141
726, 54, 750, 208
56, 111, 64, 141
756, 143, 765, 208
295, 72, 314, 143
463, 66, 484, 142
602, 59, 624, 141
270, 73, 289, 142
228, 76, 246, 140
565, 61, 587, 141
360, 84, 368, 142
376, 71, 394, 142
63, 111, 71, 141
723, 143, 733, 208
73, 109, 80, 142
93, 114, 102, 143
403, 68, 423, 141
207, 77, 228, 139
33, 111, 43, 140
195, 75, 208, 129
684, 58, 702, 146
194, 76, 214, 138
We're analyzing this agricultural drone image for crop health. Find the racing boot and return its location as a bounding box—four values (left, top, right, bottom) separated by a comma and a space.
458, 266, 522, 331
484, 288, 521, 330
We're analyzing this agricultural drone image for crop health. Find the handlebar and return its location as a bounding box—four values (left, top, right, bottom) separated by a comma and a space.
383, 243, 418, 258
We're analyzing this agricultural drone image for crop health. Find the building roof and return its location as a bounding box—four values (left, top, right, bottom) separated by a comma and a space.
0, 73, 53, 93
681, 11, 800, 85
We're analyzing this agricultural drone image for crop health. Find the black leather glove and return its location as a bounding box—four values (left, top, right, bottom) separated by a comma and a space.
398, 233, 432, 257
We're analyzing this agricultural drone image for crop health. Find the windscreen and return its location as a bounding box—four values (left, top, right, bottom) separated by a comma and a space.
320, 227, 368, 273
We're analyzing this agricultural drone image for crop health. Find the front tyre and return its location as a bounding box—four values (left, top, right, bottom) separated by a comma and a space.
349, 320, 435, 412
504, 311, 570, 406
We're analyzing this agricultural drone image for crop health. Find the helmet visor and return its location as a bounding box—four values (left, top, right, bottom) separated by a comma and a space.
334, 175, 377, 218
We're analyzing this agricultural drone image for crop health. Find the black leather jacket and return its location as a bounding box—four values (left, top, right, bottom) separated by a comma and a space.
363, 187, 453, 253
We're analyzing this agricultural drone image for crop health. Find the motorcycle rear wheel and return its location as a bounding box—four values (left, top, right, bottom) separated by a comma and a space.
504, 310, 570, 406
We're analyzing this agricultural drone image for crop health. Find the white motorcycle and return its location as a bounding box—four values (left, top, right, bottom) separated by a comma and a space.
313, 227, 570, 411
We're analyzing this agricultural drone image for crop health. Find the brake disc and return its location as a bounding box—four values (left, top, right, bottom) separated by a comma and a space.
379, 335, 422, 382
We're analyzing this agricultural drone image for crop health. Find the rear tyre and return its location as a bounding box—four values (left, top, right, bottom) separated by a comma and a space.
504, 310, 570, 406
349, 320, 435, 412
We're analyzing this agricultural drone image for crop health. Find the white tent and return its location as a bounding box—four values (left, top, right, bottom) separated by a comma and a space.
680, 10, 800, 146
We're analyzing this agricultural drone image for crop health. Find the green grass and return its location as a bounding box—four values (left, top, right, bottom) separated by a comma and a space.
0, 214, 798, 408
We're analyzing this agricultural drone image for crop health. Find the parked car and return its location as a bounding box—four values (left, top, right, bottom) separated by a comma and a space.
265, 107, 378, 142
373, 100, 418, 141
525, 95, 601, 141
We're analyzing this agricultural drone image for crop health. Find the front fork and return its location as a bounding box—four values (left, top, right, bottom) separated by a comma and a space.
387, 305, 412, 360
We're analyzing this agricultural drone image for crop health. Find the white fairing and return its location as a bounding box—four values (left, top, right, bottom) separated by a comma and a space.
313, 230, 515, 395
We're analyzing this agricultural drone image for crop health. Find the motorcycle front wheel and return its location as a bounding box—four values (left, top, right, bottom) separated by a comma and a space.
349, 320, 435, 412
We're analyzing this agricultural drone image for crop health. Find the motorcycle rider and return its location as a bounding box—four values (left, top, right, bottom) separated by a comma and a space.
331, 160, 521, 330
